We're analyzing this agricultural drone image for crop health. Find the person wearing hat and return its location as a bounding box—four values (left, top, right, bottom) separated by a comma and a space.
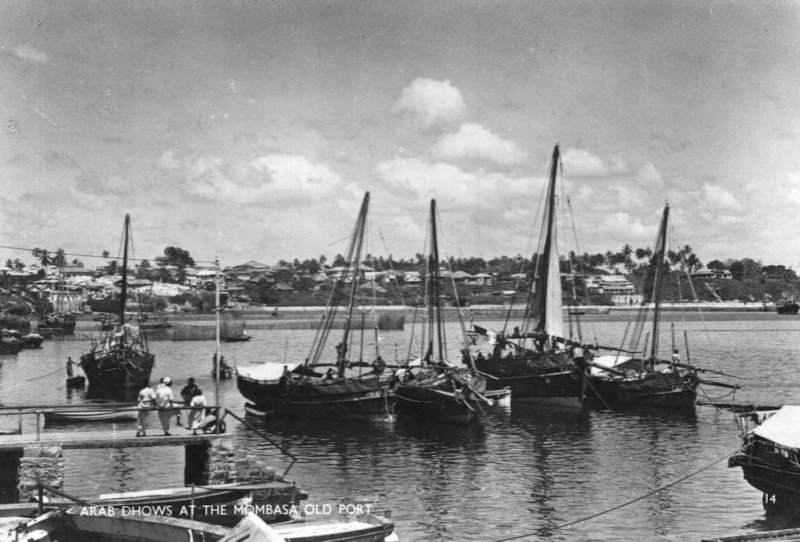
179, 377, 199, 426
154, 377, 175, 436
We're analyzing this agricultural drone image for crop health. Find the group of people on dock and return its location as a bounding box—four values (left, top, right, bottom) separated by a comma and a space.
135, 377, 209, 437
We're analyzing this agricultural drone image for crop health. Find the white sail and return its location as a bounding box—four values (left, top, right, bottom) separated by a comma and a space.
544, 221, 564, 339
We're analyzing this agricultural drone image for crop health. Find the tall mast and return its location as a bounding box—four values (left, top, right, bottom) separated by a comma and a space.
428, 200, 445, 362
649, 204, 670, 359
306, 192, 370, 369
338, 192, 370, 377
530, 144, 563, 337
118, 214, 130, 327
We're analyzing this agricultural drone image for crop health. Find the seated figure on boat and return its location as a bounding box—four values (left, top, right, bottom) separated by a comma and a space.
371, 356, 386, 375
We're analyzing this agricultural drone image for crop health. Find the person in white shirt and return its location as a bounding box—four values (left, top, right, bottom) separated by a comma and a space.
154, 377, 175, 436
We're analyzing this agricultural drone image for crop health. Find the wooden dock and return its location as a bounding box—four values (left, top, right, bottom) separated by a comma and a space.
0, 430, 228, 451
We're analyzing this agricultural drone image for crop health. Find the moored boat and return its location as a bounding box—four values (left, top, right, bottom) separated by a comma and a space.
236, 193, 393, 420
775, 298, 800, 315
585, 205, 700, 409
7, 510, 397, 542
471, 144, 586, 407
80, 215, 155, 395
394, 199, 488, 425
36, 312, 76, 337
728, 405, 800, 511
44, 408, 139, 423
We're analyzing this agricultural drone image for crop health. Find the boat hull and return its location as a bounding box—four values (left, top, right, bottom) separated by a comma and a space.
587, 370, 698, 408
29, 509, 396, 542
730, 444, 800, 511
475, 353, 583, 406
776, 302, 800, 315
394, 372, 485, 424
45, 410, 138, 423
237, 374, 392, 420
81, 348, 156, 391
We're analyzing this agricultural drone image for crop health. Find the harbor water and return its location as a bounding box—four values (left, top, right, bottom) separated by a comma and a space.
2, 312, 800, 541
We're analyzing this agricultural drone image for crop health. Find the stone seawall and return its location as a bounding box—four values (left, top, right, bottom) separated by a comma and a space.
17, 445, 64, 502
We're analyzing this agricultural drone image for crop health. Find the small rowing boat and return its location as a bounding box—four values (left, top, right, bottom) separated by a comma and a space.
44, 409, 138, 423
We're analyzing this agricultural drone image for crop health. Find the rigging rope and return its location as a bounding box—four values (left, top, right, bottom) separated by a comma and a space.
490, 448, 740, 542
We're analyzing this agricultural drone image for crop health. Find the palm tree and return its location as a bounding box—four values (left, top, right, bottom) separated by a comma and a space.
32, 248, 51, 267
53, 248, 66, 268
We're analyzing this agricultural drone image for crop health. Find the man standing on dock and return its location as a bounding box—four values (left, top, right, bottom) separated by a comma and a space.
136, 382, 155, 437
155, 377, 175, 436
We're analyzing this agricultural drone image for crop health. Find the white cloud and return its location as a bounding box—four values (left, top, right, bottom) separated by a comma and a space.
10, 45, 48, 64
167, 151, 342, 204
157, 150, 182, 171
597, 212, 650, 239
392, 78, 466, 129
250, 154, 341, 197
638, 162, 664, 186
432, 123, 526, 165
375, 157, 479, 206
561, 147, 628, 178
701, 182, 741, 210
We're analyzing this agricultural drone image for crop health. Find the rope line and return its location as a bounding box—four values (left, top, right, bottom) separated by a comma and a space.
25, 366, 66, 381
490, 449, 739, 542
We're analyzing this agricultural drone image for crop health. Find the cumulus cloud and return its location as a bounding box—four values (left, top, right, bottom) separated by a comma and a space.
432, 123, 526, 166
376, 157, 477, 206
638, 162, 664, 186
174, 152, 342, 204
561, 147, 628, 178
10, 45, 48, 64
701, 182, 741, 210
250, 154, 341, 196
392, 78, 466, 129
597, 212, 650, 239
157, 150, 183, 171
375, 156, 540, 215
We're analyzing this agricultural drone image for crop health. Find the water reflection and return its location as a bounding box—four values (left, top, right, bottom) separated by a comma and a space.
4, 318, 800, 541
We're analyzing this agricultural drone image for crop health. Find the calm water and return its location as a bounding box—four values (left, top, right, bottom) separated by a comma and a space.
2, 313, 800, 541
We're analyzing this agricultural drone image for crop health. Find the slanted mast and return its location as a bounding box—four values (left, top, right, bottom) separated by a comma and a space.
425, 199, 446, 363
527, 144, 564, 340
649, 204, 670, 359
119, 214, 131, 327
305, 192, 370, 376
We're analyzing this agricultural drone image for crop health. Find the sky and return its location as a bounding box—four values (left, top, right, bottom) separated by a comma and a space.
1, 1, 799, 270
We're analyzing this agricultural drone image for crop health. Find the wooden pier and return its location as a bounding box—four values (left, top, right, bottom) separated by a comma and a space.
0, 430, 228, 451
0, 406, 236, 504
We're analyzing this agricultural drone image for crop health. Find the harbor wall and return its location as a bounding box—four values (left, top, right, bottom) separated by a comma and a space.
185, 439, 286, 486
16, 445, 64, 502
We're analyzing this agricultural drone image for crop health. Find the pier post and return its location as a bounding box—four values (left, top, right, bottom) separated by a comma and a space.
184, 442, 211, 486
0, 449, 22, 503
183, 438, 282, 487
16, 446, 64, 502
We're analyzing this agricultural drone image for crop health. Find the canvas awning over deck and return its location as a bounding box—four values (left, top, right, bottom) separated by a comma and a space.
752, 405, 800, 449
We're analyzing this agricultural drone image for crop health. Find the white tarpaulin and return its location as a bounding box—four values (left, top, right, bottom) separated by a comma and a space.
752, 405, 800, 449
236, 362, 300, 382
590, 354, 633, 376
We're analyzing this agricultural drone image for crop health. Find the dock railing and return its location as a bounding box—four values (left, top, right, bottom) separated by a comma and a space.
0, 404, 297, 477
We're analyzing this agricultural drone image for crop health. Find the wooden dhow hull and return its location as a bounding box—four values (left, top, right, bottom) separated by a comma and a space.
728, 406, 800, 511
394, 370, 487, 424
475, 353, 584, 407
587, 369, 698, 408
81, 348, 156, 391
237, 372, 392, 420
